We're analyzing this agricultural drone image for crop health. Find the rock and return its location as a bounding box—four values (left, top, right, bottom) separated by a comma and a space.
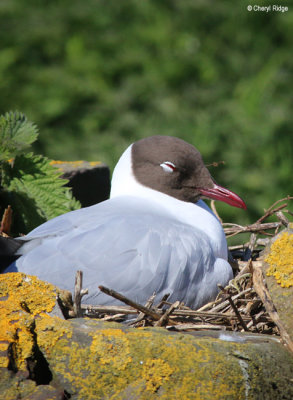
41, 319, 293, 400
51, 160, 110, 207
0, 273, 69, 399
0, 369, 65, 400
262, 226, 293, 343
1, 272, 293, 399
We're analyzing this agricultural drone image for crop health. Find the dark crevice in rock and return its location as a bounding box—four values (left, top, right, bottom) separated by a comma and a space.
27, 321, 53, 385
64, 389, 72, 399
7, 342, 18, 373
26, 348, 53, 385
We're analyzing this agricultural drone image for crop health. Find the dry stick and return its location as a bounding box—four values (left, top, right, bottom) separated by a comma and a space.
0, 205, 12, 235
246, 310, 266, 330
275, 211, 290, 227
130, 293, 157, 325
167, 323, 224, 331
155, 293, 170, 310
224, 222, 281, 236
210, 288, 253, 313
210, 200, 222, 223
74, 270, 89, 317
98, 285, 177, 325
252, 262, 293, 354
154, 301, 181, 327
256, 196, 293, 224
170, 309, 251, 321
81, 304, 137, 315
228, 238, 270, 251
218, 285, 249, 331
99, 313, 126, 322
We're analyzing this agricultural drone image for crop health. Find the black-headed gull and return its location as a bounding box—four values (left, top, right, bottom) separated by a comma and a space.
2, 136, 246, 309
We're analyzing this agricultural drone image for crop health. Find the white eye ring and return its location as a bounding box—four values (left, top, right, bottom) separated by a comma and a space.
160, 161, 176, 173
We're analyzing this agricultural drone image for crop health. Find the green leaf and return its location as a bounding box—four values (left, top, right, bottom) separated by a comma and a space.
1, 153, 80, 234
0, 111, 38, 161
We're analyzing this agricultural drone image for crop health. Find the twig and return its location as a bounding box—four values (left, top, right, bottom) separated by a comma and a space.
155, 293, 170, 310
81, 304, 137, 315
224, 222, 281, 236
98, 285, 170, 322
252, 263, 293, 354
167, 323, 224, 331
210, 200, 222, 223
73, 270, 89, 317
154, 301, 181, 327
99, 314, 126, 321
275, 211, 290, 227
218, 285, 249, 331
256, 196, 293, 224
170, 309, 251, 321
210, 288, 253, 313
0, 205, 12, 235
130, 293, 157, 325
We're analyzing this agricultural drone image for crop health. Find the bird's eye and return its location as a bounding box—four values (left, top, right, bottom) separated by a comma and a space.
160, 161, 176, 173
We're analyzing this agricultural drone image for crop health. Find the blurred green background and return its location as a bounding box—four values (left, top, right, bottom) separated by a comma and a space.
0, 0, 292, 224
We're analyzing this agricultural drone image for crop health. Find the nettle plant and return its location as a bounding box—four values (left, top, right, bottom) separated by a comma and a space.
0, 111, 80, 235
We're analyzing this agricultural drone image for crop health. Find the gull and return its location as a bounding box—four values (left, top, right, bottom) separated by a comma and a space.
1, 136, 246, 309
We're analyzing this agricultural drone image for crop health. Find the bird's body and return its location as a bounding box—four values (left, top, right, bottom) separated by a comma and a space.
2, 136, 246, 309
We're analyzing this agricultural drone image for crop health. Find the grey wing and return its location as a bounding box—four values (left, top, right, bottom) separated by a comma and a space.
12, 197, 229, 308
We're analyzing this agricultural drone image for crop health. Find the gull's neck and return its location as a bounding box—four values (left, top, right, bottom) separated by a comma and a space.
110, 144, 227, 259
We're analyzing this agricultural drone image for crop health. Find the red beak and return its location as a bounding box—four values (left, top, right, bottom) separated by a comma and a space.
198, 184, 247, 209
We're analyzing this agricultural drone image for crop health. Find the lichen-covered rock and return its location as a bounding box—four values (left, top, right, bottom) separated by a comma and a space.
40, 319, 293, 400
1, 272, 293, 399
0, 369, 64, 400
0, 273, 62, 370
0, 273, 68, 399
263, 227, 293, 343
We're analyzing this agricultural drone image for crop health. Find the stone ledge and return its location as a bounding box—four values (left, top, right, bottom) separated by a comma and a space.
1, 273, 293, 399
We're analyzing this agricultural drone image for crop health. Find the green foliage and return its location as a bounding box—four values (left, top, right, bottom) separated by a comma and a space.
0, 111, 38, 161
0, 0, 292, 226
0, 112, 80, 234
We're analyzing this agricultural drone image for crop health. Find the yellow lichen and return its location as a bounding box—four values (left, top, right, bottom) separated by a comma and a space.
42, 322, 247, 400
50, 160, 101, 168
142, 358, 174, 392
35, 313, 72, 354
91, 328, 132, 370
0, 273, 60, 370
1, 272, 275, 399
0, 273, 57, 316
265, 232, 293, 287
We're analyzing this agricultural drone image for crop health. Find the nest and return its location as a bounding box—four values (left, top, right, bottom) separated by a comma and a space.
74, 196, 293, 353
2, 196, 293, 351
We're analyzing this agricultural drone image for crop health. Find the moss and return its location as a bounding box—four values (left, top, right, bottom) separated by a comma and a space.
265, 232, 293, 287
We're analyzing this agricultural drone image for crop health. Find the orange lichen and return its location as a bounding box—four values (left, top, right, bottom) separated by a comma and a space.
0, 273, 60, 370
265, 232, 293, 287
43, 321, 249, 399
35, 313, 72, 354
91, 328, 132, 370
1, 274, 291, 399
0, 273, 57, 316
50, 160, 101, 168
142, 358, 174, 392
